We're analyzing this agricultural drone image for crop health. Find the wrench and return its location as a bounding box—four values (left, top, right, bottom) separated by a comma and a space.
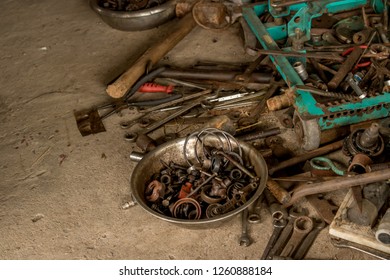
120, 115, 149, 129
267, 206, 306, 259
293, 218, 326, 260
248, 196, 263, 224
279, 216, 313, 258
239, 208, 252, 247
143, 102, 200, 133
120, 90, 210, 128
263, 188, 288, 221
260, 218, 287, 260
330, 238, 389, 260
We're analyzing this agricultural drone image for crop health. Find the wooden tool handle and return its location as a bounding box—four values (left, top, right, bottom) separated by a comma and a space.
106, 13, 197, 99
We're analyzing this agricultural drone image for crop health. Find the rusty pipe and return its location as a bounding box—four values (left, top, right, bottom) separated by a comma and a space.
285, 169, 390, 207
268, 140, 344, 175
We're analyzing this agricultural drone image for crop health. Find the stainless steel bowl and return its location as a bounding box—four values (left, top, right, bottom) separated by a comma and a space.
89, 0, 177, 31
130, 134, 268, 228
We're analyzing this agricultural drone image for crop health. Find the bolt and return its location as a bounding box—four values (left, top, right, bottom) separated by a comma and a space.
359, 123, 380, 149
346, 73, 367, 99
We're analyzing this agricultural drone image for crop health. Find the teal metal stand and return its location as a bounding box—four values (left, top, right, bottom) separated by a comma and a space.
243, 0, 390, 150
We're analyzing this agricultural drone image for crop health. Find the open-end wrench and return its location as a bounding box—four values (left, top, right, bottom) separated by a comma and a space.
260, 218, 287, 260
293, 218, 326, 260
267, 206, 306, 259
239, 208, 252, 247
279, 216, 313, 258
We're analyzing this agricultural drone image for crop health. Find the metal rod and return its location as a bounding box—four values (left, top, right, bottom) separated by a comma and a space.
287, 169, 390, 206
254, 49, 345, 62
154, 78, 207, 90
295, 85, 356, 101
216, 151, 256, 179
186, 173, 217, 198
238, 127, 282, 141
316, 62, 337, 75
268, 140, 344, 175
159, 69, 273, 83
138, 89, 212, 113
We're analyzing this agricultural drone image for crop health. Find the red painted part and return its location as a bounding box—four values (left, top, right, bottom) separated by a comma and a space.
178, 182, 193, 199
139, 83, 174, 93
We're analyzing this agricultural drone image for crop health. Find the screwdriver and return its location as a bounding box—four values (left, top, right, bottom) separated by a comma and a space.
138, 83, 174, 93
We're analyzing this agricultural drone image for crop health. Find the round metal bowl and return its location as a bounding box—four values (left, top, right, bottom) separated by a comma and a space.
130, 134, 268, 229
89, 0, 177, 31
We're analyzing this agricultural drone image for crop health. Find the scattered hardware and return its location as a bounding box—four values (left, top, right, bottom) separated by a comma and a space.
80, 0, 390, 259
243, 1, 390, 150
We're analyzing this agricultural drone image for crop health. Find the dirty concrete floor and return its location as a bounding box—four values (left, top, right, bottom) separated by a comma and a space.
0, 0, 375, 260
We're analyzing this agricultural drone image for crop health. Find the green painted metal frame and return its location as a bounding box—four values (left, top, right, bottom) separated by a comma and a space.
243, 0, 390, 130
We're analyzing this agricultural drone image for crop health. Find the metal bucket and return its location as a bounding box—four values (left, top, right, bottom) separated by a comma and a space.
130, 133, 268, 228
89, 0, 177, 31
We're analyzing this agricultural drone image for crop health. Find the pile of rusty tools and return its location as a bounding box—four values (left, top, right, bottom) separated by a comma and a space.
77, 0, 390, 259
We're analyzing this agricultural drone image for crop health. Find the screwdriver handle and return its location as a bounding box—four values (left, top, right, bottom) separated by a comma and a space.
139, 83, 174, 93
